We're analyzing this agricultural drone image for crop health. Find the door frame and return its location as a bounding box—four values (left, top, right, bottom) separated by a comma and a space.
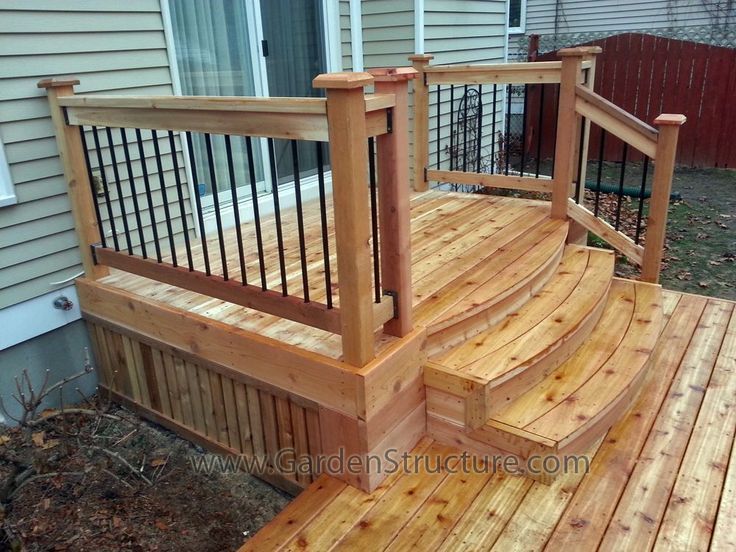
161, 0, 340, 232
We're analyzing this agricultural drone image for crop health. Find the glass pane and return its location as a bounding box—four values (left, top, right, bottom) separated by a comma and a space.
261, 0, 327, 183
509, 0, 522, 28
169, 0, 264, 198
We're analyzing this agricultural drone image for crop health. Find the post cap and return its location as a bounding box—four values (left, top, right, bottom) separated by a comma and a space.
654, 114, 687, 126
367, 67, 419, 82
408, 54, 434, 62
37, 76, 80, 89
313, 72, 374, 90
558, 46, 603, 57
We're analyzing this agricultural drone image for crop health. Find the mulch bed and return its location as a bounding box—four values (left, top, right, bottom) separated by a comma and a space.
0, 398, 289, 551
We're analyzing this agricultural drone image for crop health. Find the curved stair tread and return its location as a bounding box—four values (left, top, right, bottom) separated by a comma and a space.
414, 214, 563, 327
482, 279, 662, 454
432, 245, 591, 369
411, 201, 543, 284
493, 280, 636, 428
461, 247, 614, 384
419, 219, 568, 332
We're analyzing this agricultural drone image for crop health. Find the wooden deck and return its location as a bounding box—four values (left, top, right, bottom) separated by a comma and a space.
241, 289, 736, 551
100, 191, 566, 360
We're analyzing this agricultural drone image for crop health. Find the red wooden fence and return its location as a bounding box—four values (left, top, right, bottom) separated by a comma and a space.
527, 33, 736, 168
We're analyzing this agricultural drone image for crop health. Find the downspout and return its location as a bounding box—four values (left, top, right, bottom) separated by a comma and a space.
349, 0, 364, 71
414, 0, 425, 54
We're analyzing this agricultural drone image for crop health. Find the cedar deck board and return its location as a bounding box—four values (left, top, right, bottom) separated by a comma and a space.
240, 290, 736, 551
98, 192, 561, 360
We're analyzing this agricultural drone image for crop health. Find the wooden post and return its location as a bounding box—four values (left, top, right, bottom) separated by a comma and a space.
551, 49, 585, 219
408, 54, 434, 192
568, 46, 602, 243
368, 67, 417, 337
313, 72, 376, 367
641, 114, 686, 283
38, 77, 108, 279
527, 34, 540, 61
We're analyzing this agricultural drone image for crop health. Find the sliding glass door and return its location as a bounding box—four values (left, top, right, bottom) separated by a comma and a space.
168, 0, 330, 203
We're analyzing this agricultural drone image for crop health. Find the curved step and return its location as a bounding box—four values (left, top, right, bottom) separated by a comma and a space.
425, 245, 615, 428
469, 278, 663, 460
417, 217, 569, 355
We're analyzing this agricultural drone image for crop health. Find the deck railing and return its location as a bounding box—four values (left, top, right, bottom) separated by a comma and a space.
40, 70, 416, 367
410, 48, 685, 284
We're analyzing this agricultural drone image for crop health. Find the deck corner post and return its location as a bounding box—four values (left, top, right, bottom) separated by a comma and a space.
368, 67, 418, 337
38, 77, 108, 279
552, 48, 598, 221
408, 54, 434, 192
568, 46, 602, 243
641, 113, 686, 283
313, 72, 376, 367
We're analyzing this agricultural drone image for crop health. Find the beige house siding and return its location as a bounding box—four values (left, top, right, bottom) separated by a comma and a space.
0, 0, 193, 310
362, 0, 415, 69
340, 0, 353, 70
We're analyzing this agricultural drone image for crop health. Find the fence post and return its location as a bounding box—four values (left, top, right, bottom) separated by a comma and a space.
551, 49, 585, 219
641, 114, 686, 283
38, 77, 108, 279
408, 54, 434, 192
568, 46, 602, 243
313, 72, 376, 367
368, 67, 417, 337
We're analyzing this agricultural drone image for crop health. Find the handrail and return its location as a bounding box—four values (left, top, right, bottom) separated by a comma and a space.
423, 60, 592, 85
56, 92, 395, 142
574, 85, 658, 159
40, 73, 413, 368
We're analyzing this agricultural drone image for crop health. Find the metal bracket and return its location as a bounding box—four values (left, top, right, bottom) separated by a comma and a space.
383, 290, 399, 319
423, 72, 428, 86
423, 166, 428, 183
386, 107, 393, 133
90, 242, 102, 265
62, 106, 70, 126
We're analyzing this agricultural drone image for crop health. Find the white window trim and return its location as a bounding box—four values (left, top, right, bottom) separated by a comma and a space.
507, 0, 527, 34
0, 136, 17, 207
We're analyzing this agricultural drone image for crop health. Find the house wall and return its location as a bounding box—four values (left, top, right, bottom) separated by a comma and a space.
361, 0, 415, 69
0, 0, 193, 315
524, 0, 727, 36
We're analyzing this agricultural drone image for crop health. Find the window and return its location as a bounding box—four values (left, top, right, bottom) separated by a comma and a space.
0, 136, 16, 207
508, 0, 526, 33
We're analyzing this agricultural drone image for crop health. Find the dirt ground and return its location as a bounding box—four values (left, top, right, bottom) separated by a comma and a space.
0, 398, 289, 551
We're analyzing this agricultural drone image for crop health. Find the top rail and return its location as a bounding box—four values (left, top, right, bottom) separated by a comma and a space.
424, 59, 592, 85
574, 84, 659, 159
57, 92, 396, 142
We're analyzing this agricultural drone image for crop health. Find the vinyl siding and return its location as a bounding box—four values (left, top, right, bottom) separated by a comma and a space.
425, 0, 508, 171
362, 0, 414, 69
0, 0, 193, 310
340, 0, 353, 70
524, 0, 725, 36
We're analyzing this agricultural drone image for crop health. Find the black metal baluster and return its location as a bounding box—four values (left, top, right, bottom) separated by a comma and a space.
505, 84, 512, 175
79, 127, 106, 248
551, 84, 560, 175
152, 129, 178, 266
245, 137, 267, 290
436, 85, 441, 169
204, 134, 228, 280
594, 129, 606, 217
615, 142, 629, 231
316, 142, 333, 308
491, 84, 497, 174
224, 135, 247, 284
535, 84, 545, 178
574, 116, 587, 203
268, 139, 288, 296
449, 85, 455, 172
635, 156, 650, 244
368, 138, 381, 303
92, 126, 118, 251
168, 131, 193, 271
463, 84, 469, 172
291, 140, 310, 302
184, 131, 210, 275
119, 128, 147, 258
520, 84, 529, 176
135, 129, 161, 263
105, 126, 133, 254
476, 84, 483, 173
